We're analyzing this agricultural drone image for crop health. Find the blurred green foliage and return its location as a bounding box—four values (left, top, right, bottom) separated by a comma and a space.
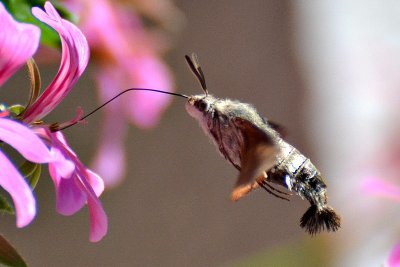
19, 161, 41, 190
0, 194, 14, 215
228, 238, 329, 267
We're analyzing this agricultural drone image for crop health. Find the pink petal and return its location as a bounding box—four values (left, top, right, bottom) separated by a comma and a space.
23, 2, 89, 123
50, 147, 75, 178
48, 157, 85, 216
55, 173, 86, 216
87, 196, 108, 242
73, 165, 108, 242
361, 177, 400, 201
44, 128, 107, 241
73, 163, 107, 242
0, 3, 40, 87
0, 118, 52, 163
388, 242, 400, 267
126, 56, 173, 128
0, 151, 35, 227
92, 140, 126, 188
91, 107, 126, 187
87, 170, 105, 197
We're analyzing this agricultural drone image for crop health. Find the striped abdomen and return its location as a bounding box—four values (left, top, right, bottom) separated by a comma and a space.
265, 139, 340, 235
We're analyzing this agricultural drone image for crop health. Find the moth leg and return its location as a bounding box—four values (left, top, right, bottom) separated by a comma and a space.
261, 181, 291, 196
257, 173, 291, 201
231, 176, 291, 201
258, 182, 290, 201
259, 184, 290, 201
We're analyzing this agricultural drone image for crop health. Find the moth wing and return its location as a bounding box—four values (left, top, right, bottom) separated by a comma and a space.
209, 112, 241, 170
231, 118, 279, 201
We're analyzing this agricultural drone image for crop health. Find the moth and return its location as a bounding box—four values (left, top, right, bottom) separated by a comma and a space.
183, 53, 341, 235
61, 53, 341, 235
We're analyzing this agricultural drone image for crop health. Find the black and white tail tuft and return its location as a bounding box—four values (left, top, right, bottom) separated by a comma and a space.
300, 205, 341, 235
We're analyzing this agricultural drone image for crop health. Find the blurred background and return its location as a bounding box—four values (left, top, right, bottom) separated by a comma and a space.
2, 0, 400, 266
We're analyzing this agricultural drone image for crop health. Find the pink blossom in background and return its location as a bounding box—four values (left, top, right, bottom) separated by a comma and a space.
78, 0, 174, 127
120, 0, 185, 33
360, 145, 400, 265
388, 242, 400, 267
361, 177, 400, 202
0, 3, 40, 87
90, 67, 128, 185
362, 176, 400, 266
65, 0, 175, 186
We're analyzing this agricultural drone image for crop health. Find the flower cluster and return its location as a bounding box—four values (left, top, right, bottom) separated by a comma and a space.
0, 2, 107, 242
65, 0, 178, 187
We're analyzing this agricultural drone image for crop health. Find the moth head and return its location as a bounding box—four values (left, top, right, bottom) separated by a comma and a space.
185, 94, 215, 119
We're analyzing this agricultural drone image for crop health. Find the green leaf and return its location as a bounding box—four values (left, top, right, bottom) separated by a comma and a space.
8, 105, 25, 117
0, 195, 14, 215
2, 0, 77, 48
27, 164, 41, 190
0, 234, 27, 267
19, 161, 41, 190
19, 161, 37, 178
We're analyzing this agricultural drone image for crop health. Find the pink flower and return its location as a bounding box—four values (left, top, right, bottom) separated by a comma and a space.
0, 3, 40, 87
0, 2, 54, 228
67, 0, 174, 186
21, 2, 108, 242
0, 1, 107, 241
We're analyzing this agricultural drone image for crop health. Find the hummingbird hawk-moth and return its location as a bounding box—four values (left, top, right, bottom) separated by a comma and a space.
183, 53, 341, 235
63, 53, 341, 235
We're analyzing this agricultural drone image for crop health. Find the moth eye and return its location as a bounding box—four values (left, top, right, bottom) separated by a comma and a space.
195, 100, 208, 111
199, 102, 208, 110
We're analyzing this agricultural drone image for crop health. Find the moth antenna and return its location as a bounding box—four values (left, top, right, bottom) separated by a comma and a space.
191, 53, 208, 94
185, 53, 208, 95
57, 88, 188, 131
300, 205, 341, 235
190, 53, 207, 89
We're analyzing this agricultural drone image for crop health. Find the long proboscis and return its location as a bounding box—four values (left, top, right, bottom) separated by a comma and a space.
58, 88, 188, 131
